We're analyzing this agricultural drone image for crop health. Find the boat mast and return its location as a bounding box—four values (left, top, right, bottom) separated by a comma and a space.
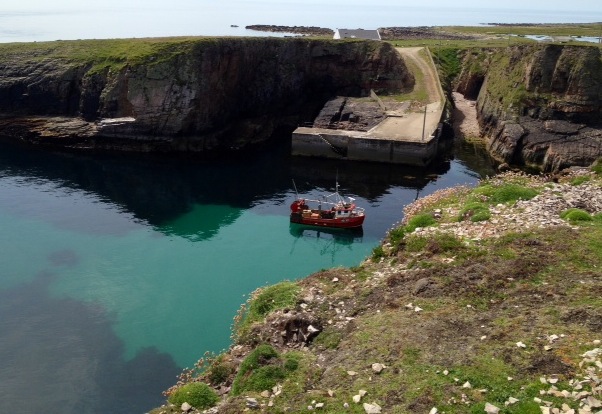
292, 179, 299, 198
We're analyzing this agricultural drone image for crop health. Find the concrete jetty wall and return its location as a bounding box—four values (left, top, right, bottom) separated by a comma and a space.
291, 127, 441, 166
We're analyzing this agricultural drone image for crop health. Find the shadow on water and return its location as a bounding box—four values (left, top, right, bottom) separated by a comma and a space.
0, 135, 495, 241
0, 267, 180, 414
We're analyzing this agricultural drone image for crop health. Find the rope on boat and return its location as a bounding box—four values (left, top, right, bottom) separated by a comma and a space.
317, 134, 347, 158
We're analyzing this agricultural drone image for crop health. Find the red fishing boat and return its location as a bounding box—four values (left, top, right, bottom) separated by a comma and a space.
290, 181, 365, 229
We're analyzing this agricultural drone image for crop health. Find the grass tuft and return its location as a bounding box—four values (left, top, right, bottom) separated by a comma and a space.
235, 282, 299, 339
168, 382, 219, 409
230, 344, 299, 396
458, 202, 491, 222
406, 213, 438, 232
474, 183, 538, 204
560, 208, 593, 222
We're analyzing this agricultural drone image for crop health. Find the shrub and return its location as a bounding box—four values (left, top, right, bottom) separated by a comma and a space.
168, 382, 219, 409
560, 208, 593, 223
236, 365, 287, 393
427, 233, 465, 253
207, 357, 235, 385
371, 245, 385, 262
388, 227, 406, 247
238, 344, 278, 375
458, 202, 491, 222
231, 345, 298, 396
284, 353, 301, 371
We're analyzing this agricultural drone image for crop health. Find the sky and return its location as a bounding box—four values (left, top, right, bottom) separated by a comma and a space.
1, 0, 601, 43
3, 0, 601, 13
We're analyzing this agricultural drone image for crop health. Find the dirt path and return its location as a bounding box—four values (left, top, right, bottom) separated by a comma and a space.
395, 47, 443, 105
452, 91, 481, 139
367, 47, 444, 142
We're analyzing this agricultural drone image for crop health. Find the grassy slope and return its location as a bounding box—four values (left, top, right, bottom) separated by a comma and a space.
154, 166, 602, 414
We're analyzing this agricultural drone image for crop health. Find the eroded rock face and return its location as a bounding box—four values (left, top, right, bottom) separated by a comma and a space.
455, 45, 602, 171
0, 38, 413, 153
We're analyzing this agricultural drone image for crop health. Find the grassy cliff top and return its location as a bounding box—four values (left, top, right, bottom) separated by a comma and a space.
153, 162, 602, 414
0, 36, 383, 74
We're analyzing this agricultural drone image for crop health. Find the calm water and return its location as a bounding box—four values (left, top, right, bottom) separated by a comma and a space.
0, 136, 494, 413
1, 4, 602, 43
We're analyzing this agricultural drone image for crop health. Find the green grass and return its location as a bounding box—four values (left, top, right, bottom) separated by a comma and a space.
443, 23, 602, 38
0, 37, 203, 73
371, 245, 386, 262
390, 49, 430, 104
235, 281, 300, 339
230, 344, 281, 395
570, 175, 591, 186
458, 202, 491, 222
230, 345, 303, 397
431, 47, 462, 91
406, 213, 438, 232
592, 158, 602, 175
313, 328, 343, 349
473, 183, 539, 204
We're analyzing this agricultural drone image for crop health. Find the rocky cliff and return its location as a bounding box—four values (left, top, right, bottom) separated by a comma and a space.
0, 38, 413, 153
454, 44, 602, 171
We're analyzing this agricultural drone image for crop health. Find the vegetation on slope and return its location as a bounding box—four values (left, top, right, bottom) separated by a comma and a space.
153, 162, 602, 414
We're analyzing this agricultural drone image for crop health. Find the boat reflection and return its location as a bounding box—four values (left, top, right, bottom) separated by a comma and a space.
289, 223, 363, 244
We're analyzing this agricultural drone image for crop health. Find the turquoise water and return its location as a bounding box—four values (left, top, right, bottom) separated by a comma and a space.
0, 139, 493, 413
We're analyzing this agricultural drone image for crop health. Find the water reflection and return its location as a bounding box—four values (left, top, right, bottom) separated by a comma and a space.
0, 137, 495, 241
288, 223, 364, 262
289, 223, 364, 244
0, 133, 496, 414
290, 154, 450, 202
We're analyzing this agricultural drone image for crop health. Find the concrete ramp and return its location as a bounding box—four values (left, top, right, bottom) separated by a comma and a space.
292, 47, 446, 166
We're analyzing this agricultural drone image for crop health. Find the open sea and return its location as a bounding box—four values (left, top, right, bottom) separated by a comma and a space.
1, 3, 601, 43
0, 2, 598, 413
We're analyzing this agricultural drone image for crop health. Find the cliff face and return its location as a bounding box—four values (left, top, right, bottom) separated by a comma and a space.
455, 44, 602, 171
0, 38, 413, 152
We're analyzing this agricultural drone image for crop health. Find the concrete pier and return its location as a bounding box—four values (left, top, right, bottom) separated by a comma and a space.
292, 47, 445, 166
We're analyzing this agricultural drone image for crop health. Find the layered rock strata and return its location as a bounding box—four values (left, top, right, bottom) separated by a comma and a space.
455, 44, 602, 171
0, 38, 413, 153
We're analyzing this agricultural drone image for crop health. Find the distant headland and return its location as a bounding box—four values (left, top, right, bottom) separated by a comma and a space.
245, 25, 334, 36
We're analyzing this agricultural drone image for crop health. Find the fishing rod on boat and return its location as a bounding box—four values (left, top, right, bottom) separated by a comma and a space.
292, 179, 299, 198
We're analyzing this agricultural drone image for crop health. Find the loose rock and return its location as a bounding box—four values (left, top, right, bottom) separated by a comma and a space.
363, 402, 382, 414
484, 402, 500, 414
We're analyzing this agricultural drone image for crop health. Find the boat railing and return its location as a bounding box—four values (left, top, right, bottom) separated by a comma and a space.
353, 207, 365, 216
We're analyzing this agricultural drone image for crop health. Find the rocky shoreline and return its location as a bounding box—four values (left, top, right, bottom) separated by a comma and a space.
151, 165, 602, 414
244, 25, 334, 36
379, 26, 482, 41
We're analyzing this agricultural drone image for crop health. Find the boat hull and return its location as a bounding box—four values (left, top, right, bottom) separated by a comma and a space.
290, 212, 365, 228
